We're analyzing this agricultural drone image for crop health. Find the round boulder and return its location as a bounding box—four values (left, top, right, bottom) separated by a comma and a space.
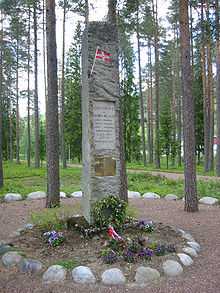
2, 251, 22, 267
27, 191, 46, 200
4, 193, 22, 202
162, 260, 183, 277
165, 194, 178, 201
135, 266, 160, 284
42, 265, 67, 283
71, 191, 82, 198
187, 241, 201, 252
182, 247, 198, 257
199, 197, 218, 205
0, 244, 13, 256
101, 268, 126, 285
72, 266, 96, 284
128, 190, 141, 199
19, 259, 43, 273
60, 192, 66, 198
143, 192, 160, 199
177, 253, 193, 266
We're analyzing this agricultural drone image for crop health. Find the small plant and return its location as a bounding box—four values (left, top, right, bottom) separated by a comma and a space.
138, 248, 154, 260
43, 230, 65, 247
123, 249, 136, 263
93, 195, 127, 228
166, 244, 176, 253
128, 238, 142, 253
101, 249, 118, 264
138, 220, 154, 233
54, 259, 79, 269
154, 244, 166, 256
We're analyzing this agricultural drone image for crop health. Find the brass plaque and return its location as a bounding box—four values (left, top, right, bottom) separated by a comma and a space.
95, 157, 116, 176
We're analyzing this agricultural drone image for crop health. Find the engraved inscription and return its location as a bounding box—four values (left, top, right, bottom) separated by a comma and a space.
93, 101, 116, 150
95, 157, 116, 176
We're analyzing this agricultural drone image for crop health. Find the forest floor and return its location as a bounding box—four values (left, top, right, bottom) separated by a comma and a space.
0, 198, 219, 293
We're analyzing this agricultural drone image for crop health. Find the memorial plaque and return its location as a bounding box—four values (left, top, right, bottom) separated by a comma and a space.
93, 100, 116, 150
95, 156, 116, 176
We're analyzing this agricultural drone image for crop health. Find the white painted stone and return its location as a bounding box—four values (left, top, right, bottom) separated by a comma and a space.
143, 192, 160, 199
27, 191, 46, 200
199, 197, 218, 205
135, 266, 160, 284
72, 266, 96, 284
182, 247, 198, 257
128, 190, 141, 198
101, 268, 126, 285
2, 251, 22, 267
162, 260, 183, 277
42, 265, 67, 283
165, 194, 178, 201
4, 193, 22, 202
71, 191, 82, 198
187, 241, 201, 252
177, 253, 193, 266
60, 192, 66, 198
20, 259, 42, 273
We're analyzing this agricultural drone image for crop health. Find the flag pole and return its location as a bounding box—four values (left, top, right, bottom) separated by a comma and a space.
90, 46, 99, 78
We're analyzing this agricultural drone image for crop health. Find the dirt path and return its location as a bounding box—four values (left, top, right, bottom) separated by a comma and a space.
0, 198, 219, 293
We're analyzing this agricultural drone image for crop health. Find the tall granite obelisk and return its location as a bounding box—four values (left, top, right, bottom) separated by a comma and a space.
81, 21, 124, 223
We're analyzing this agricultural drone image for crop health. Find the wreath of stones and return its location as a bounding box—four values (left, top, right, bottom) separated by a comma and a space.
0, 222, 201, 286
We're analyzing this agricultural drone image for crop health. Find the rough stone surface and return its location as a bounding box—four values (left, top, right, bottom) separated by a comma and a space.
128, 190, 141, 198
2, 251, 22, 267
143, 192, 160, 199
162, 260, 183, 277
27, 191, 46, 200
199, 197, 218, 205
71, 191, 82, 198
178, 229, 194, 242
165, 194, 178, 201
60, 192, 66, 198
24, 223, 34, 230
4, 193, 22, 202
72, 266, 96, 284
187, 241, 201, 252
177, 253, 193, 266
101, 268, 126, 285
135, 266, 160, 284
0, 244, 12, 255
42, 265, 67, 283
19, 259, 42, 273
182, 246, 198, 257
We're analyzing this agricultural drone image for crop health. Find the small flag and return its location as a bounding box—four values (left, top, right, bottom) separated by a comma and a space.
95, 49, 112, 63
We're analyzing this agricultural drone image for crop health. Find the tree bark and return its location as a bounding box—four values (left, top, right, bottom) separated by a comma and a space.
179, 0, 198, 212
34, 1, 40, 168
27, 3, 31, 167
60, 0, 67, 169
147, 40, 153, 164
46, 0, 60, 207
0, 10, 3, 187
16, 36, 20, 164
215, 0, 220, 176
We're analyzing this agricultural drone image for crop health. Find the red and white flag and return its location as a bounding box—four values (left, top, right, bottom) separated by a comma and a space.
95, 48, 112, 63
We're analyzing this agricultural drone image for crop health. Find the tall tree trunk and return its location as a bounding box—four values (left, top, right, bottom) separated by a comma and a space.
179, 0, 198, 212
147, 40, 153, 164
189, 2, 194, 70
108, 0, 128, 201
46, 0, 60, 207
27, 4, 31, 167
153, 0, 160, 168
215, 0, 220, 176
34, 1, 40, 168
9, 99, 13, 162
16, 37, 20, 164
60, 0, 67, 169
136, 1, 147, 166
0, 10, 3, 187
43, 0, 47, 100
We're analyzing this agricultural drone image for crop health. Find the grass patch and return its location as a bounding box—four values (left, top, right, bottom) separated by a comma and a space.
54, 259, 79, 270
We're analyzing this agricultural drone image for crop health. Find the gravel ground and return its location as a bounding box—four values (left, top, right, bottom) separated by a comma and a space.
0, 198, 219, 293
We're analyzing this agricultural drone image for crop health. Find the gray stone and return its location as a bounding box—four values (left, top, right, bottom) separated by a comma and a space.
2, 251, 22, 267
27, 191, 46, 200
81, 22, 123, 224
24, 223, 34, 230
187, 241, 201, 252
165, 194, 178, 201
4, 193, 22, 202
0, 244, 13, 256
162, 260, 183, 277
143, 192, 160, 199
177, 253, 193, 266
42, 265, 67, 283
199, 197, 218, 205
101, 268, 126, 285
71, 191, 82, 198
72, 266, 96, 284
19, 259, 42, 273
135, 266, 160, 284
182, 247, 198, 257
128, 190, 141, 198
178, 229, 194, 242
60, 192, 66, 198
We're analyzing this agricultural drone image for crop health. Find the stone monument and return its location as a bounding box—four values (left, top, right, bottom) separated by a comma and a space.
81, 21, 123, 223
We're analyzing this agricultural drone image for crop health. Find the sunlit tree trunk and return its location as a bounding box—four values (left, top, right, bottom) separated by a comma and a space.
16, 35, 20, 164
0, 10, 3, 187
147, 40, 153, 164
179, 0, 198, 212
27, 3, 31, 167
